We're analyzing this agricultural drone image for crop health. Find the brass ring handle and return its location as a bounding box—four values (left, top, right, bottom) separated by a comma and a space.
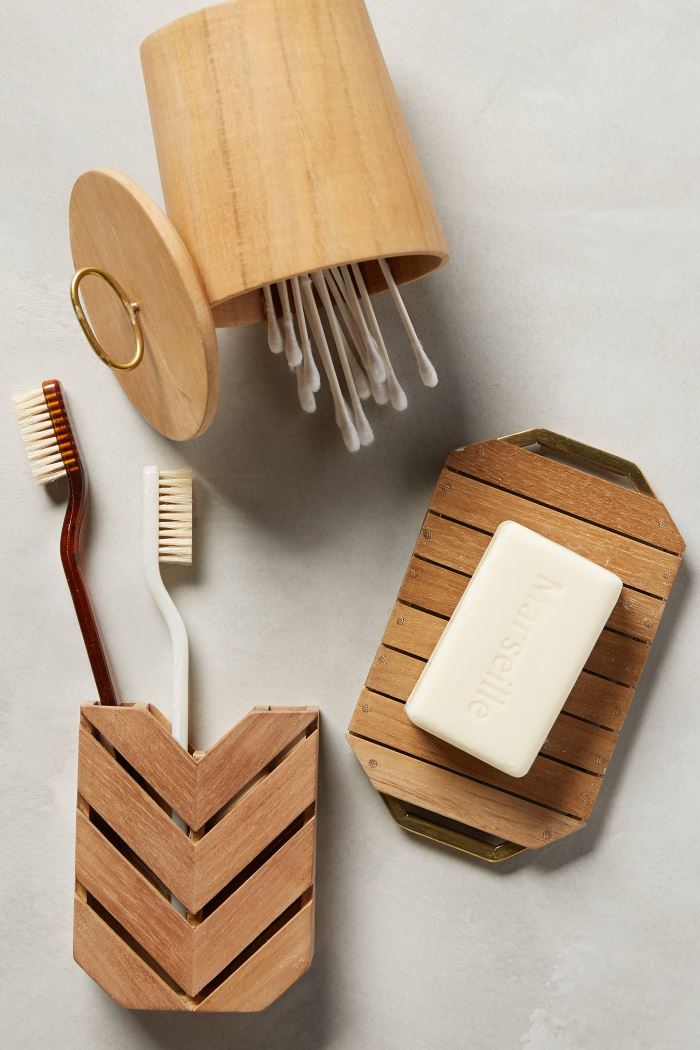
70, 267, 144, 372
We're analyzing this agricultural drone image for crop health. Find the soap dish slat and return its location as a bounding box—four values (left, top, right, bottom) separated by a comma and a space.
346, 429, 684, 862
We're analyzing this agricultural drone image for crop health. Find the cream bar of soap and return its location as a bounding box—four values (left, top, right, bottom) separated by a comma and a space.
405, 521, 622, 778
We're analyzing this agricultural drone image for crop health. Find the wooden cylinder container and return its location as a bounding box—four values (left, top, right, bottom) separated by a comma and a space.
69, 0, 449, 439
140, 0, 448, 327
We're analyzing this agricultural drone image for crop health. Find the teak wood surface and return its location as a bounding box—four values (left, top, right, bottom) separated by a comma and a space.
347, 436, 684, 858
74, 704, 319, 1011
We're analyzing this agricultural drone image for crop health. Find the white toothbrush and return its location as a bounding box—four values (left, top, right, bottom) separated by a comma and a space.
143, 466, 192, 912
143, 467, 192, 753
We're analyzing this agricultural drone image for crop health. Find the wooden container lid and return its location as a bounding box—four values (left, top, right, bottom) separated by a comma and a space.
69, 169, 219, 440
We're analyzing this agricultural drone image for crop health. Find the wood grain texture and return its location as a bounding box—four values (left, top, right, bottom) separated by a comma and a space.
140, 0, 448, 321
365, 646, 615, 775
197, 902, 315, 1013
431, 469, 678, 597
353, 737, 582, 848
69, 169, 218, 440
347, 436, 684, 856
447, 439, 684, 554
350, 691, 599, 819
393, 568, 648, 686
367, 638, 632, 733
82, 703, 317, 831
74, 704, 319, 1011
74, 894, 186, 1012
414, 514, 665, 641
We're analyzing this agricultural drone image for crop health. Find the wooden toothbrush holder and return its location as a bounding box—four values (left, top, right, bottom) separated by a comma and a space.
74, 702, 319, 1012
68, 0, 449, 440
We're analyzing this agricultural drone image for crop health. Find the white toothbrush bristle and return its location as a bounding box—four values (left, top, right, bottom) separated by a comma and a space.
158, 470, 193, 564
13, 387, 66, 484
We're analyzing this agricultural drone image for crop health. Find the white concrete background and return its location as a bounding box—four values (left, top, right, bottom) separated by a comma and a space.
2, 1, 698, 1047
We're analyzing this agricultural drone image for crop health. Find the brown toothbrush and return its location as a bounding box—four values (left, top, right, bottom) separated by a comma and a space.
13, 380, 117, 705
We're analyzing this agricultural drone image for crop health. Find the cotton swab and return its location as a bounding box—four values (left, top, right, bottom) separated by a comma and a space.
276, 280, 303, 369
263, 284, 283, 355
351, 262, 408, 411
311, 271, 374, 447
295, 361, 316, 414
316, 272, 371, 401
378, 257, 438, 387
259, 255, 432, 446
300, 275, 360, 452
332, 266, 386, 386
323, 269, 384, 402
290, 275, 321, 393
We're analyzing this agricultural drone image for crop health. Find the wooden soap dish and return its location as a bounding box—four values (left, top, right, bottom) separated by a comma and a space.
347, 429, 685, 862
75, 703, 319, 1011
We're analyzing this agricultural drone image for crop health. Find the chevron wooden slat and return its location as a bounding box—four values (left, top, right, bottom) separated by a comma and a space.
75, 810, 192, 991
193, 709, 318, 828
74, 894, 186, 1011
192, 820, 316, 994
74, 703, 319, 1011
198, 901, 315, 1013
192, 733, 317, 913
82, 704, 317, 831
347, 434, 684, 859
78, 723, 195, 908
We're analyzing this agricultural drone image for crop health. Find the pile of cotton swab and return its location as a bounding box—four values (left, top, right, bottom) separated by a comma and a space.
261, 258, 437, 451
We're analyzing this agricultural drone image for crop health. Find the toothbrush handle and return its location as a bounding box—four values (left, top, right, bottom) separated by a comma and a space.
60, 466, 118, 706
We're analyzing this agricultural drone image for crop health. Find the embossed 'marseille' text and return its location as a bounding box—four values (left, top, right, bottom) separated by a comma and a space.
468, 574, 563, 719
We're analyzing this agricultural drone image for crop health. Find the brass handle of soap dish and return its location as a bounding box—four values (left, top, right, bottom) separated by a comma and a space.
380, 795, 526, 863
501, 428, 656, 497
70, 267, 144, 372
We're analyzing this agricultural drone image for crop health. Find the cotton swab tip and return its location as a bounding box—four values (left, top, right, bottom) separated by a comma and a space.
388, 379, 408, 411
351, 362, 371, 400
371, 379, 389, 405
340, 418, 361, 453
295, 368, 316, 413
418, 355, 439, 388
355, 415, 375, 446
282, 318, 303, 369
